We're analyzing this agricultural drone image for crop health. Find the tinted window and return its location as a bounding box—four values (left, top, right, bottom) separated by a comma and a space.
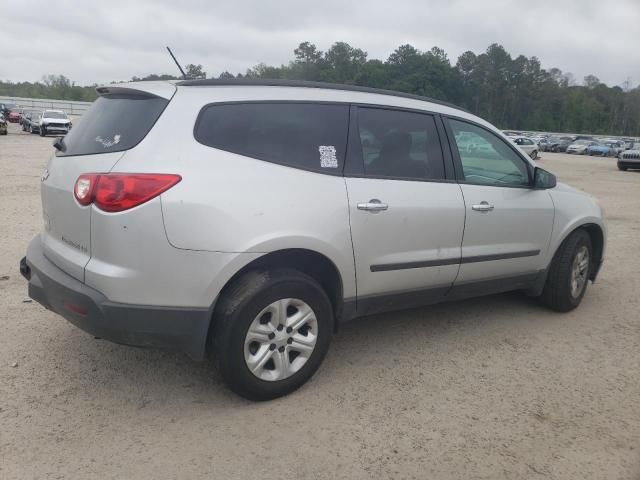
449, 119, 530, 187
58, 94, 168, 157
356, 107, 445, 180
195, 103, 349, 173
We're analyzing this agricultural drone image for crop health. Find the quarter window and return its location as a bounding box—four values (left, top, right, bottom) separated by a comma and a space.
356, 107, 445, 180
449, 119, 530, 187
195, 103, 349, 173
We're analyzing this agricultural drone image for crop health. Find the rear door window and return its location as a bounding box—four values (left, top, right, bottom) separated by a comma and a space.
57, 94, 169, 157
194, 102, 349, 173
355, 107, 446, 180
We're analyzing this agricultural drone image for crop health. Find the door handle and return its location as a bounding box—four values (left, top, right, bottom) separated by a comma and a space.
357, 199, 388, 213
472, 201, 494, 212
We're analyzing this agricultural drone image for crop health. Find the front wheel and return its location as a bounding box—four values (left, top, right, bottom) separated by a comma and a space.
530, 150, 538, 160
618, 164, 628, 171
539, 229, 592, 312
212, 269, 334, 400
39, 126, 46, 137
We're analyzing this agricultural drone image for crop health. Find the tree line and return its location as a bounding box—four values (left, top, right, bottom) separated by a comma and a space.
2, 43, 639, 136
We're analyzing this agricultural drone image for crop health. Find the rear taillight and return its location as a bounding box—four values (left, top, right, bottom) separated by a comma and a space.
73, 173, 181, 212
74, 174, 97, 206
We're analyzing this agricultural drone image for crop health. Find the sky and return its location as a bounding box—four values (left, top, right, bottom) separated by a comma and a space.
1, 0, 639, 88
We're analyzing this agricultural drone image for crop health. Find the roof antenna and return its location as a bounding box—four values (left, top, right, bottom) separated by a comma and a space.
166, 46, 188, 80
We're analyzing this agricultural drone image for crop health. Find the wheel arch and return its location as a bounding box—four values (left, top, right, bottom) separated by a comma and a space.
552, 222, 605, 281
581, 223, 604, 280
207, 248, 347, 349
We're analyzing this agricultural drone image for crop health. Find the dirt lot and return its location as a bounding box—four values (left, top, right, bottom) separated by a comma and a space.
1, 121, 639, 479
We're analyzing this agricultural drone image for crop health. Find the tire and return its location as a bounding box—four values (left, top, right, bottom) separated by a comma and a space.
212, 269, 334, 401
539, 229, 592, 312
30, 125, 34, 134
618, 164, 628, 171
530, 150, 538, 160
39, 126, 46, 137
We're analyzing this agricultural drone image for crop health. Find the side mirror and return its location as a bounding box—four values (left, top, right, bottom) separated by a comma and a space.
533, 167, 556, 189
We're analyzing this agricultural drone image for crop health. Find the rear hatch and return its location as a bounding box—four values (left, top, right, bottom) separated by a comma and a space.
40, 82, 175, 281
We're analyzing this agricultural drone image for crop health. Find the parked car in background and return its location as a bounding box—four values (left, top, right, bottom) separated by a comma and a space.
7, 109, 21, 123
20, 110, 38, 130
538, 138, 551, 151
20, 79, 606, 400
545, 136, 573, 152
0, 103, 16, 118
587, 143, 615, 157
39, 110, 71, 136
22, 112, 41, 134
510, 136, 539, 159
567, 140, 597, 155
18, 108, 38, 126
609, 141, 625, 156
530, 135, 547, 146
618, 143, 640, 171
0, 114, 7, 135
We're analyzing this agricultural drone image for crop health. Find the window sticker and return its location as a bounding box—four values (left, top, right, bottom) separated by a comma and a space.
319, 145, 338, 168
95, 134, 121, 148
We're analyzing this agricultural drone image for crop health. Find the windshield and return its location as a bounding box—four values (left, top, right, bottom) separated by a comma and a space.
44, 111, 68, 119
574, 140, 591, 145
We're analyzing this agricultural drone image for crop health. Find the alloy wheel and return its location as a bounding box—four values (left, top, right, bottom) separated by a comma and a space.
570, 246, 589, 298
244, 298, 318, 382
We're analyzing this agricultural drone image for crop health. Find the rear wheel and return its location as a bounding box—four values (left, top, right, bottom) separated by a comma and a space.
212, 269, 334, 400
540, 229, 592, 312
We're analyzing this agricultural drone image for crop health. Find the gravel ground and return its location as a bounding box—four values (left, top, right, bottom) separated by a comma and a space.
1, 122, 639, 479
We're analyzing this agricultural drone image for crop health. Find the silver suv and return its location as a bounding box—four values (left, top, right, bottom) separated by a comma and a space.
21, 80, 606, 400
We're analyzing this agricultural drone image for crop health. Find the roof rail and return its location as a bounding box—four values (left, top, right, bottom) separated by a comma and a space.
176, 78, 466, 112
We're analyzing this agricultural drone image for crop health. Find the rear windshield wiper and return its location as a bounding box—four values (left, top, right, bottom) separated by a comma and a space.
53, 136, 67, 153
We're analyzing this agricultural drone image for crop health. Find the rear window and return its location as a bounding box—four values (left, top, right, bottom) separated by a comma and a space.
195, 102, 349, 173
57, 94, 168, 157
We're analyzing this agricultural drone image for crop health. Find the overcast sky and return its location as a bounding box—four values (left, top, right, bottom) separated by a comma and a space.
1, 0, 639, 87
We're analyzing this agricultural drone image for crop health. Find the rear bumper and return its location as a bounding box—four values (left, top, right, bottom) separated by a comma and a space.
21, 235, 212, 360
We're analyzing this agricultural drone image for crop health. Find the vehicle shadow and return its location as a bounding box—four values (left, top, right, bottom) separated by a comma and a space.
45, 289, 553, 407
